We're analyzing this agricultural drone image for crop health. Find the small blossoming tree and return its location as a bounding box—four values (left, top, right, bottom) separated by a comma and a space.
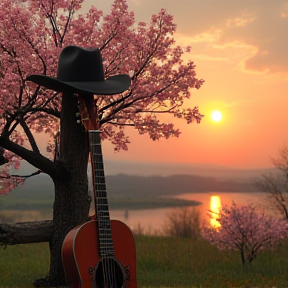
202, 202, 288, 267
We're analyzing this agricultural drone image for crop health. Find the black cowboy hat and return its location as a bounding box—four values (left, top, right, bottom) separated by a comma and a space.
27, 46, 131, 95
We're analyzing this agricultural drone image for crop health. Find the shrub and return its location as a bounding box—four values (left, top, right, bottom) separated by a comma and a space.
163, 206, 201, 238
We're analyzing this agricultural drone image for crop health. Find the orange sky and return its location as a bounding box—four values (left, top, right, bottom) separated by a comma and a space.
83, 0, 287, 169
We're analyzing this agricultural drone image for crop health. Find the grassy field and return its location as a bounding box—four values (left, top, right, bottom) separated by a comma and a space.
1, 235, 288, 288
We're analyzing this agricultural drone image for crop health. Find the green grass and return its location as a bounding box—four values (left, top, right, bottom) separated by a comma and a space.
0, 243, 49, 287
137, 236, 288, 287
1, 236, 288, 287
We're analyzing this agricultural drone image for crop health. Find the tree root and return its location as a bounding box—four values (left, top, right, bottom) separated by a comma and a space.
33, 276, 66, 288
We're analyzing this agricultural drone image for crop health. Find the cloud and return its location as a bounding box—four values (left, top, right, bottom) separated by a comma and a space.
221, 9, 288, 75
223, 97, 259, 108
85, 0, 288, 80
156, 0, 288, 79
188, 29, 222, 43
176, 33, 257, 66
226, 12, 256, 28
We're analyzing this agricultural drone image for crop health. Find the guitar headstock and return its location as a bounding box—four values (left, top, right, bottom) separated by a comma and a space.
77, 94, 99, 131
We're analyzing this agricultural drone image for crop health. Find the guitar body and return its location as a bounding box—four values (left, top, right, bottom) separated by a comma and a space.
62, 219, 137, 288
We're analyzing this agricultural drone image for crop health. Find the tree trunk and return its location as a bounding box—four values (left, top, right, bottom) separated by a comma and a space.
0, 93, 91, 287
35, 93, 91, 287
46, 176, 91, 286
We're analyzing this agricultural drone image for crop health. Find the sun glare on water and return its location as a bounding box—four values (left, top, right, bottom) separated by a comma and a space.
210, 195, 221, 228
211, 110, 222, 122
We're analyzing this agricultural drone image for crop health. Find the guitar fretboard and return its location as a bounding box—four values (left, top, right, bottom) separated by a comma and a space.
89, 131, 114, 258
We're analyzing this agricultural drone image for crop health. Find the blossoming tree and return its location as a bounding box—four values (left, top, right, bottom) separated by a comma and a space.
202, 202, 288, 268
0, 0, 203, 286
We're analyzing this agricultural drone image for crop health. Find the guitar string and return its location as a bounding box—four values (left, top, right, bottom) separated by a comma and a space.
91, 132, 107, 287
92, 131, 118, 288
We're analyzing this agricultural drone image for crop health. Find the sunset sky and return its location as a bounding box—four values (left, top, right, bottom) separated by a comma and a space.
83, 0, 288, 169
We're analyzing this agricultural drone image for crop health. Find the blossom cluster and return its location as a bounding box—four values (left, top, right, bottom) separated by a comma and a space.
0, 0, 204, 194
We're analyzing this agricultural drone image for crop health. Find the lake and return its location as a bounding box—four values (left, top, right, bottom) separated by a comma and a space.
109, 191, 267, 234
1, 191, 268, 234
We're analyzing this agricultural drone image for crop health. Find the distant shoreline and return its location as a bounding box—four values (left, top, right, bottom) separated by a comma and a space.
0, 197, 201, 223
0, 197, 200, 212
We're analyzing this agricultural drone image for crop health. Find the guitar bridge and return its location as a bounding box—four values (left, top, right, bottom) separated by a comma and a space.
88, 267, 97, 288
88, 266, 94, 276
123, 264, 130, 281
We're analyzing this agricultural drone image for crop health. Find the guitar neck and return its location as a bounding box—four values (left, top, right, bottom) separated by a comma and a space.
89, 130, 114, 258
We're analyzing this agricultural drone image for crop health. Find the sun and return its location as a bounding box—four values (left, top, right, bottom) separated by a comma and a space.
211, 110, 222, 122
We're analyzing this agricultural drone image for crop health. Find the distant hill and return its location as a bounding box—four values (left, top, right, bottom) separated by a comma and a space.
0, 171, 259, 207
17, 159, 276, 180
104, 174, 260, 199
102, 160, 276, 180
1, 160, 273, 210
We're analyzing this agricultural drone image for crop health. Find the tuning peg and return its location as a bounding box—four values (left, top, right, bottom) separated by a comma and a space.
76, 112, 81, 124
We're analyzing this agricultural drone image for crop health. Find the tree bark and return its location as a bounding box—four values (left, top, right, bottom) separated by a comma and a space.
43, 92, 91, 286
0, 220, 53, 245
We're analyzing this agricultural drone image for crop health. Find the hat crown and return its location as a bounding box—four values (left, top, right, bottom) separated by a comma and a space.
57, 46, 105, 82
27, 45, 131, 95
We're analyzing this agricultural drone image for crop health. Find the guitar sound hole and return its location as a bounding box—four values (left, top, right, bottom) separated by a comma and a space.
94, 257, 125, 288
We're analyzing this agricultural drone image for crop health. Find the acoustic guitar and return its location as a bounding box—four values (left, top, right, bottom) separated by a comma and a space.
62, 94, 137, 288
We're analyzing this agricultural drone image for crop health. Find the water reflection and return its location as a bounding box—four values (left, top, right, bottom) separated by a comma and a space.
209, 195, 221, 228
110, 193, 265, 233
110, 208, 171, 235
5, 192, 264, 234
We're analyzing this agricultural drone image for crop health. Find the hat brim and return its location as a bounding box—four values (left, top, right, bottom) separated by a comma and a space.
27, 74, 131, 95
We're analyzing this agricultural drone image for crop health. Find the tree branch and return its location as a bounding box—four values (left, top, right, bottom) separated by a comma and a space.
31, 91, 61, 118
60, 0, 75, 45
99, 91, 132, 115
105, 122, 135, 127
0, 137, 63, 179
99, 22, 118, 52
0, 220, 53, 245
11, 19, 47, 75
132, 21, 163, 81
19, 117, 40, 153
100, 71, 182, 125
10, 169, 42, 179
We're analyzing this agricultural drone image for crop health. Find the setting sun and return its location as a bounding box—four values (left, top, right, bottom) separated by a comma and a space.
211, 110, 222, 122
